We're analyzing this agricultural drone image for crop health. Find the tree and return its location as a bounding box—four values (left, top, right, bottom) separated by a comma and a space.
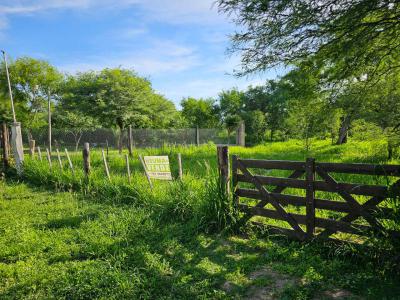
145, 93, 179, 129
281, 65, 333, 150
0, 57, 62, 139
218, 89, 244, 141
53, 110, 99, 151
217, 0, 400, 81
180, 97, 219, 128
244, 83, 289, 141
242, 110, 266, 145
362, 74, 400, 158
61, 69, 156, 152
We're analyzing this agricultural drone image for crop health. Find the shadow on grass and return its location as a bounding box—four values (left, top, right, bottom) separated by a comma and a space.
43, 212, 99, 230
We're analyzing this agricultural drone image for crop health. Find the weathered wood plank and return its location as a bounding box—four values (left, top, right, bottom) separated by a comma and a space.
239, 204, 371, 235
237, 160, 306, 240
237, 174, 388, 197
317, 162, 400, 176
238, 159, 305, 170
316, 166, 382, 231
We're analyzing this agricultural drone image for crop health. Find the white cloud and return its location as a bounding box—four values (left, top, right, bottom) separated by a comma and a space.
58, 39, 200, 75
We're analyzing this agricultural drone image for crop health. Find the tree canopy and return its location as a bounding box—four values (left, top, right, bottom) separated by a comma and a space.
217, 0, 400, 81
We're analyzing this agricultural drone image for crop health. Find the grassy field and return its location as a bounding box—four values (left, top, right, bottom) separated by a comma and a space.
1, 139, 400, 299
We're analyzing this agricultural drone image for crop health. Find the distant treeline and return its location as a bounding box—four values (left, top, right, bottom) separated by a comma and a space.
0, 56, 399, 157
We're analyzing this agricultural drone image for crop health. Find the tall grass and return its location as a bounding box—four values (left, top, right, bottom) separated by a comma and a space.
2, 139, 400, 298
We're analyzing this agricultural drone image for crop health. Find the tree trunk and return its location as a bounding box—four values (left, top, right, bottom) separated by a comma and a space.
74, 133, 83, 152
336, 115, 351, 145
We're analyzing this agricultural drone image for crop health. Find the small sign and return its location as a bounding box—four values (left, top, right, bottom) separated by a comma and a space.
143, 156, 172, 180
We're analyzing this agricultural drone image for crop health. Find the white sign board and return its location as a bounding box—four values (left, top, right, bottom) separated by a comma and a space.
143, 156, 173, 180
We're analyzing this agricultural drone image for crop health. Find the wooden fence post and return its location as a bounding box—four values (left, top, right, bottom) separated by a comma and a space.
46, 148, 52, 169
139, 155, 153, 190
65, 148, 74, 176
37, 146, 42, 161
177, 153, 183, 180
56, 148, 63, 170
29, 139, 35, 157
125, 154, 131, 184
232, 154, 238, 207
83, 142, 90, 178
217, 145, 230, 196
101, 149, 111, 182
195, 127, 200, 146
236, 121, 245, 147
305, 157, 316, 240
128, 125, 133, 156
1, 122, 9, 169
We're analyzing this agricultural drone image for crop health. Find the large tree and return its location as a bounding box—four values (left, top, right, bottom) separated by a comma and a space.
61, 68, 160, 152
180, 97, 219, 128
0, 57, 62, 138
217, 0, 400, 81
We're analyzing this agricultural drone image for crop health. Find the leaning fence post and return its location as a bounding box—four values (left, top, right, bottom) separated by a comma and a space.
65, 148, 74, 176
1, 122, 9, 169
217, 145, 230, 196
29, 139, 35, 157
56, 148, 63, 171
305, 157, 316, 240
177, 153, 183, 180
46, 148, 52, 170
139, 155, 153, 190
125, 154, 131, 184
101, 149, 111, 182
37, 146, 42, 161
83, 142, 90, 178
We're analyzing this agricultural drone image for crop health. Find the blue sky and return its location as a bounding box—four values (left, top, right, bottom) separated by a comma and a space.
0, 0, 282, 107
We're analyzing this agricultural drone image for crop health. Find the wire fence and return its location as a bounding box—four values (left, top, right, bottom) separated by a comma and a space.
22, 127, 236, 151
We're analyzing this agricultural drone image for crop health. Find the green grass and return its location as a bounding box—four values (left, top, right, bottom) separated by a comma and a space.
1, 139, 400, 299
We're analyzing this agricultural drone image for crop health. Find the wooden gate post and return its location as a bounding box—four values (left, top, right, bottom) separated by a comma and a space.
305, 157, 316, 239
83, 142, 90, 178
29, 139, 35, 157
217, 145, 230, 196
1, 122, 9, 169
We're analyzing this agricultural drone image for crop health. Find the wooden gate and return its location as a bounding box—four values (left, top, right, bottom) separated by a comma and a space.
232, 156, 400, 241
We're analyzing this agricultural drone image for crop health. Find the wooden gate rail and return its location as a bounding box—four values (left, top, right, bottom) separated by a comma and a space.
232, 156, 400, 241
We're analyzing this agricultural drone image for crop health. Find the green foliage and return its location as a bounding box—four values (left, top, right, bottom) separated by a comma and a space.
350, 120, 383, 141
0, 56, 62, 128
242, 110, 266, 145
180, 97, 219, 128
61, 69, 176, 131
217, 0, 400, 81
